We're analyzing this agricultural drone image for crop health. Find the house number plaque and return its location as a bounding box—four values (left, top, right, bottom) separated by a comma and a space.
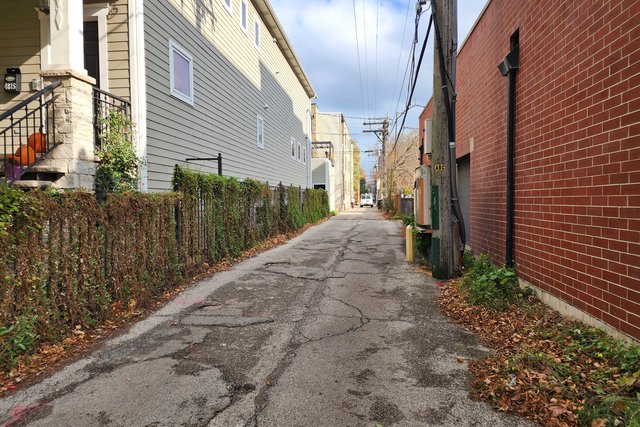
3, 68, 21, 93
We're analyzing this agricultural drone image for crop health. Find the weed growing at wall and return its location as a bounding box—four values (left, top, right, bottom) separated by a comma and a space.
460, 254, 527, 311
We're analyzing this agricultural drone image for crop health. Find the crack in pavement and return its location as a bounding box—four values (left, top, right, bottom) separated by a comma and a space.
247, 221, 362, 426
256, 269, 347, 281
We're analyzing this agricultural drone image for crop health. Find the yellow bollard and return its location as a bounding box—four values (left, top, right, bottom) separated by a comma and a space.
406, 225, 415, 262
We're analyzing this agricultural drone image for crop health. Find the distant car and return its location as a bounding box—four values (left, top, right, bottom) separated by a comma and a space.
360, 194, 374, 207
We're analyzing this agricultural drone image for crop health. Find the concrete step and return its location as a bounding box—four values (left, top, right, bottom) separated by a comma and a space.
13, 180, 55, 189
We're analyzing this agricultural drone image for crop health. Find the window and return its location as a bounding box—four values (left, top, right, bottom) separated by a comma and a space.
222, 0, 232, 14
254, 19, 260, 49
297, 141, 301, 161
169, 41, 194, 105
240, 0, 248, 32
256, 115, 264, 149
291, 137, 296, 159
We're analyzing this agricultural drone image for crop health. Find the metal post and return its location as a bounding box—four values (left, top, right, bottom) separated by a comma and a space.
218, 152, 222, 176
173, 165, 182, 251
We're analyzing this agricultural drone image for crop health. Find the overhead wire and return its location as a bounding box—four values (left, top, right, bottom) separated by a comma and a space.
352, 0, 367, 119
387, 0, 413, 116
390, 13, 433, 155
390, 4, 424, 138
373, 0, 380, 115
362, 0, 371, 118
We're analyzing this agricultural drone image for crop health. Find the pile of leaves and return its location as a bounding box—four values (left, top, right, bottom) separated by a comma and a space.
437, 270, 640, 426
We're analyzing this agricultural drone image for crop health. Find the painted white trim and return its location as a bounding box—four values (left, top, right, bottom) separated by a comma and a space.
256, 115, 264, 149
83, 3, 110, 91
240, 0, 248, 33
37, 9, 52, 70
129, 0, 148, 191
253, 19, 261, 49
168, 40, 195, 105
222, 0, 232, 15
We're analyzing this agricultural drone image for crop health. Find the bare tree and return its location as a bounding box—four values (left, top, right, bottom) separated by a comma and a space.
385, 131, 419, 196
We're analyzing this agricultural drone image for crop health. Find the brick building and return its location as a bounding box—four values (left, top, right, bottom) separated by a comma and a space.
420, 0, 639, 341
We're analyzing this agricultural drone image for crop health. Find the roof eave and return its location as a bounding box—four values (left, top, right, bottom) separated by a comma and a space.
253, 0, 316, 99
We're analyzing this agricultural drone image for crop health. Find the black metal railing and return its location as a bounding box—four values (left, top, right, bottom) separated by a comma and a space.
0, 81, 62, 182
93, 87, 131, 149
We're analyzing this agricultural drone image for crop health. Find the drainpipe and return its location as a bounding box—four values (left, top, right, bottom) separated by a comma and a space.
498, 35, 520, 268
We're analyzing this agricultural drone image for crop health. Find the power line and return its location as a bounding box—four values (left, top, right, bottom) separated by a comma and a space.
388, 0, 413, 117
352, 0, 366, 119
373, 0, 380, 115
362, 0, 371, 118
390, 11, 421, 137
391, 14, 433, 155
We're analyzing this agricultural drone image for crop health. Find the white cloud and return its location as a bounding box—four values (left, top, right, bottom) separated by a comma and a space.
270, 0, 488, 174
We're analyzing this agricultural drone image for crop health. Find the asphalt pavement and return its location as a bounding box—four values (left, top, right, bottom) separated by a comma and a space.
0, 208, 535, 426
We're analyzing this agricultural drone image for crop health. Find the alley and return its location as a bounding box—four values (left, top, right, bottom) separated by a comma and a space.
0, 209, 533, 426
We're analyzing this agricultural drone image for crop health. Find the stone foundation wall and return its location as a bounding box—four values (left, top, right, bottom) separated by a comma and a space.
40, 70, 97, 190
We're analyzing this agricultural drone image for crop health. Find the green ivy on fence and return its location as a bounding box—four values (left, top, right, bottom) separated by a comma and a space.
0, 171, 329, 369
172, 166, 329, 275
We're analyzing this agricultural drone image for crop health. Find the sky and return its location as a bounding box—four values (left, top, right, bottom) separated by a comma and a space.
269, 0, 488, 178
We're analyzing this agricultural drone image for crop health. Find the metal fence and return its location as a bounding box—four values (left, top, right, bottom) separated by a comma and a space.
0, 81, 61, 181
93, 87, 132, 149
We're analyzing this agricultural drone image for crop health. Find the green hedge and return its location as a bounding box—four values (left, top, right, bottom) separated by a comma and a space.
172, 166, 329, 274
0, 170, 329, 369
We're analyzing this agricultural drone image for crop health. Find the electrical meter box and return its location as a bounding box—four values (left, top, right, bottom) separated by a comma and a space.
414, 164, 432, 230
4, 68, 21, 93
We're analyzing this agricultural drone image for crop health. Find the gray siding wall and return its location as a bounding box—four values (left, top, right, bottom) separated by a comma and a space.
144, 0, 311, 191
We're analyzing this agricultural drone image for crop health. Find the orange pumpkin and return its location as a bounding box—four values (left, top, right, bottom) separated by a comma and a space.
7, 145, 36, 167
27, 133, 47, 153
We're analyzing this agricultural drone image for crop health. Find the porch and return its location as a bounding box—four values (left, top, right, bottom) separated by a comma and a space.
0, 0, 131, 188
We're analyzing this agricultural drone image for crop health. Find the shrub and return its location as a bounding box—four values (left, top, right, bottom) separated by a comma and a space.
95, 109, 143, 192
460, 254, 521, 310
462, 248, 475, 269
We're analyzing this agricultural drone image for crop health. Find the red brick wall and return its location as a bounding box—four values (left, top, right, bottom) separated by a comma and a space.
455, 0, 640, 339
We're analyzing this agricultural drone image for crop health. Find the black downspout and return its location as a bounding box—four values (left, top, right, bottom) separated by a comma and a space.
506, 69, 516, 268
499, 33, 519, 268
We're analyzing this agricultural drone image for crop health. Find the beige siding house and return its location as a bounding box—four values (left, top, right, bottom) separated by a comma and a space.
311, 107, 354, 212
0, 0, 314, 190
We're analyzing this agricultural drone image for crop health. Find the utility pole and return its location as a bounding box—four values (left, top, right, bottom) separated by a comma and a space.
431, 0, 456, 278
364, 117, 389, 203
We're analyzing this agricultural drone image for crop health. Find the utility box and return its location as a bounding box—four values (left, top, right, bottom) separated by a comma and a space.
4, 68, 21, 93
414, 164, 432, 230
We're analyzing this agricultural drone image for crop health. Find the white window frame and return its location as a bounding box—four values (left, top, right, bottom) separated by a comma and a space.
291, 137, 296, 159
256, 115, 264, 149
169, 41, 194, 105
222, 0, 232, 14
254, 19, 261, 49
303, 142, 307, 164
240, 0, 248, 33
